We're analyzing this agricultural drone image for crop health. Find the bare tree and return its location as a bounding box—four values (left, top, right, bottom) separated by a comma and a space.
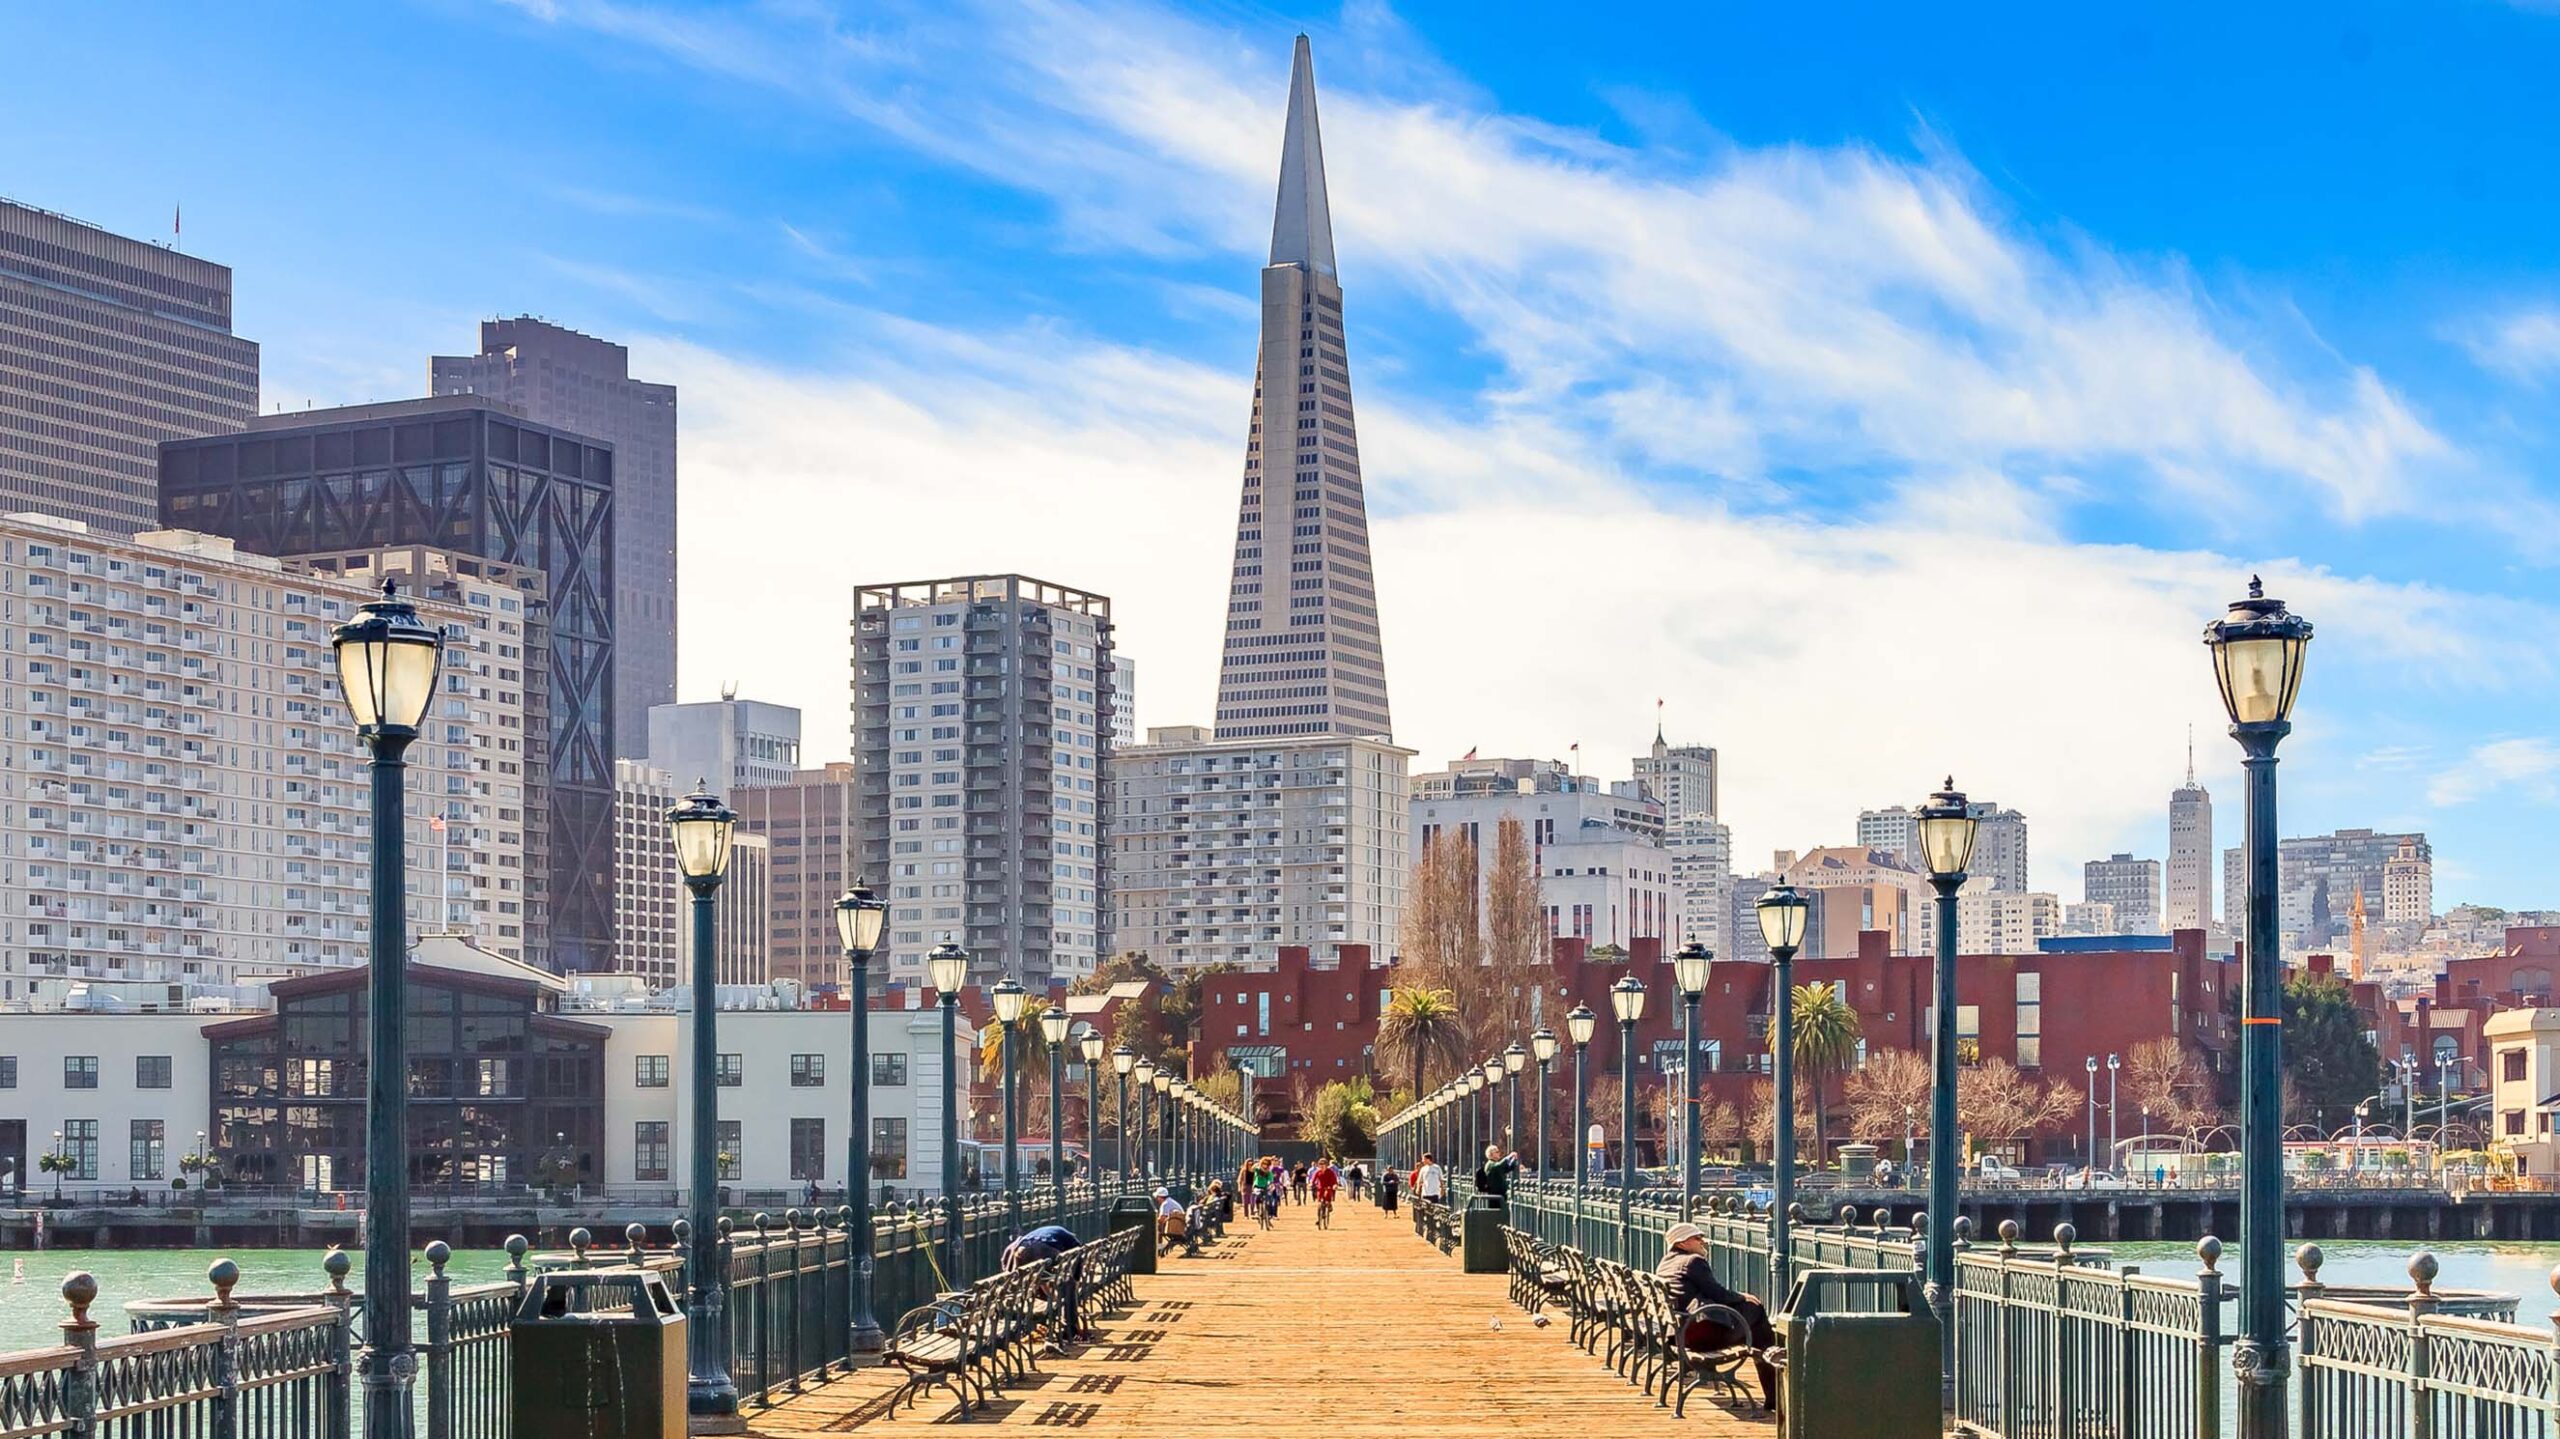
2124, 1037, 2218, 1136
1746, 1077, 1817, 1155
1958, 1059, 2084, 1152
1842, 1048, 1935, 1143
1481, 817, 1549, 1048
1400, 828, 1482, 998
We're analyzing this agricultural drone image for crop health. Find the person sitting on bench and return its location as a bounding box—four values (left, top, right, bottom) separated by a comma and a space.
1656, 1222, 1779, 1412
1153, 1187, 1189, 1254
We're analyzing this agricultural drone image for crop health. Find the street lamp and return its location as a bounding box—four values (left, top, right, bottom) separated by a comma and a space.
1610, 973, 1646, 1261
1150, 1070, 1173, 1179
991, 977, 1028, 1235
1504, 1042, 1527, 1170
1531, 1027, 1559, 1178
2108, 1053, 2122, 1174
1673, 942, 1712, 1219
330, 579, 441, 1439
2086, 1056, 2102, 1172
1132, 1059, 1158, 1179
2206, 574, 2312, 1438
1757, 881, 1811, 1287
666, 780, 740, 1422
926, 941, 971, 1278
1916, 776, 1978, 1397
1481, 1057, 1503, 1158
1042, 1005, 1072, 1225
1568, 1003, 1596, 1249
832, 885, 888, 1351
1111, 1045, 1136, 1184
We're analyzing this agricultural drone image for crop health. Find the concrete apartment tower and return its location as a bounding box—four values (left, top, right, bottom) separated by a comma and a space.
1, 200, 259, 532
2167, 741, 2214, 933
1213, 37, 1392, 742
433, 318, 676, 759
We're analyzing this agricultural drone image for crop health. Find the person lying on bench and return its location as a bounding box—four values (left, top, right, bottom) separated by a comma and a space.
1656, 1222, 1779, 1413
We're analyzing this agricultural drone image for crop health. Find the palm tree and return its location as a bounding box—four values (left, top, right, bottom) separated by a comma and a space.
1780, 982, 1863, 1164
1376, 985, 1470, 1104
978, 997, 1056, 1141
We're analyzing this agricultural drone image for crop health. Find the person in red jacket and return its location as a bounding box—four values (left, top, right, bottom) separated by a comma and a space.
1309, 1157, 1341, 1227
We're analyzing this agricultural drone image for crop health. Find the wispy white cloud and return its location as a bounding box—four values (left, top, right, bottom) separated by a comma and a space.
2429, 738, 2560, 807
2462, 305, 2560, 383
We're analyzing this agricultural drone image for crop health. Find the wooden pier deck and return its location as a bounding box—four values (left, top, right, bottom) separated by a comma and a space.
745, 1201, 1775, 1435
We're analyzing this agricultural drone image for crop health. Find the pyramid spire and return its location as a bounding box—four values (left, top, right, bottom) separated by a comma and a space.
1269, 34, 1337, 276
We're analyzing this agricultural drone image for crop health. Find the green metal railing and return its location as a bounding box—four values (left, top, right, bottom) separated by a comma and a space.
3, 1173, 1189, 1439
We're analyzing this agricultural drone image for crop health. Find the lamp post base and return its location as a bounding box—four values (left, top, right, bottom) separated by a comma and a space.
686, 1416, 750, 1436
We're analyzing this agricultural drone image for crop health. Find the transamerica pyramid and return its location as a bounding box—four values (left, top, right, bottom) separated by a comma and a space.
1212, 35, 1394, 742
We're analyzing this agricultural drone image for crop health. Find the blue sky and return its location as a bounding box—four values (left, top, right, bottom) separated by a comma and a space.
12, 1, 2560, 906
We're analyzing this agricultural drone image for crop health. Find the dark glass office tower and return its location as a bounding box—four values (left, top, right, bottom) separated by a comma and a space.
159, 394, 617, 972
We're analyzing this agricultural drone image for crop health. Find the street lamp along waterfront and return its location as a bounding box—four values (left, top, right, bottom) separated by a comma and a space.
991, 977, 1028, 1233
1042, 1005, 1073, 1224
330, 579, 441, 1439
1608, 973, 1646, 1260
832, 884, 888, 1351
1111, 1045, 1137, 1181
1530, 1026, 1559, 1177
1672, 942, 1712, 1218
667, 781, 740, 1425
1914, 777, 1978, 1398
926, 941, 971, 1278
2204, 576, 2313, 1439
1755, 881, 1811, 1291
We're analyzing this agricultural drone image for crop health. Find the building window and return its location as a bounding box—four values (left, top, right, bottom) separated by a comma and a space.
634, 1122, 670, 1183
716, 1054, 743, 1087
790, 1055, 825, 1087
871, 1118, 908, 1179
62, 1120, 97, 1181
790, 1118, 826, 1181
475, 1059, 511, 1097
0, 1056, 15, 1088
2506, 1109, 2528, 1138
872, 1053, 909, 1086
716, 1120, 742, 1181
130, 1121, 164, 1182
2505, 1050, 2529, 1084
635, 1055, 670, 1088
136, 1056, 173, 1089
63, 1056, 98, 1089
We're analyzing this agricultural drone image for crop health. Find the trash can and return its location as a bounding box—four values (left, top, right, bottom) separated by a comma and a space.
511, 1269, 685, 1439
1461, 1194, 1507, 1273
1775, 1269, 1938, 1439
1109, 1195, 1158, 1274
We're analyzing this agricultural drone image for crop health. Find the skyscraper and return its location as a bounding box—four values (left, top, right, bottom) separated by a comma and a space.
159, 394, 619, 973
1212, 37, 1392, 742
1634, 726, 1729, 955
433, 318, 675, 759
2167, 746, 2214, 932
646, 696, 802, 794
2084, 853, 2163, 934
1, 199, 259, 532
852, 575, 1113, 988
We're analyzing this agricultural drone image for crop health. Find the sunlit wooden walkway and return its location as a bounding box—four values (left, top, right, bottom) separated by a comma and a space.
746, 1200, 1774, 1435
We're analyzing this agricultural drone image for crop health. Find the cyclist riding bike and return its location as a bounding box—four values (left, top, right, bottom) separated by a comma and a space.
1309, 1156, 1341, 1228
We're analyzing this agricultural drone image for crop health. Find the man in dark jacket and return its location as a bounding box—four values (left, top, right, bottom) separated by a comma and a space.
1474, 1144, 1519, 1207
1655, 1222, 1779, 1411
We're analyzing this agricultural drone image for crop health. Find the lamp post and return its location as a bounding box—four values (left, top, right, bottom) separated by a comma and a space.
1132, 1060, 1157, 1179
1916, 778, 1979, 1400
1465, 1070, 1484, 1177
2205, 575, 2313, 1439
1568, 1004, 1595, 1249
1757, 882, 1811, 1289
1610, 975, 1646, 1261
833, 886, 888, 1351
1151, 1072, 1173, 1179
668, 782, 741, 1423
1674, 943, 1712, 1219
1043, 1007, 1072, 1224
1504, 1043, 1527, 1163
1112, 1046, 1136, 1183
2086, 1056, 2101, 1171
330, 580, 442, 1439
1531, 1027, 1558, 1178
2108, 1054, 2121, 1174
1482, 1058, 1504, 1156
1079, 1028, 1104, 1204
991, 978, 1027, 1235
927, 942, 970, 1279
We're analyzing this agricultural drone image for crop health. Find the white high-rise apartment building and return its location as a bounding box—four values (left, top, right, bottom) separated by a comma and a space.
1410, 757, 1673, 945
1110, 655, 1137, 749
853, 576, 1113, 988
1859, 799, 2028, 892
1958, 878, 2063, 954
610, 758, 769, 990
2167, 753, 2214, 932
0, 516, 529, 993
1110, 725, 1409, 969
2384, 838, 2433, 928
1633, 729, 1730, 955
2084, 853, 2163, 934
